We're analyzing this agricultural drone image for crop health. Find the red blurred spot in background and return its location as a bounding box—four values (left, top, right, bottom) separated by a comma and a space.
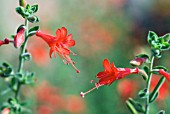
117, 79, 139, 100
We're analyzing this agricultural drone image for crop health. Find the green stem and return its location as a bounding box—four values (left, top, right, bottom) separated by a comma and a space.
145, 56, 155, 114
15, 19, 28, 100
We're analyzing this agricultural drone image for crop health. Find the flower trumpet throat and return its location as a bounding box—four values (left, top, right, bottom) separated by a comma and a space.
80, 59, 139, 97
36, 27, 80, 73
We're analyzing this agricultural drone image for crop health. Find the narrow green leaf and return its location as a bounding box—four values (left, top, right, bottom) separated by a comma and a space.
162, 33, 170, 42
31, 5, 38, 13
136, 54, 149, 59
149, 77, 166, 103
28, 15, 39, 23
21, 52, 32, 61
154, 66, 168, 71
126, 100, 138, 114
143, 66, 149, 75
16, 7, 25, 15
161, 42, 170, 50
147, 31, 158, 45
138, 88, 148, 99
128, 98, 145, 113
27, 26, 39, 37
26, 4, 31, 10
157, 110, 165, 114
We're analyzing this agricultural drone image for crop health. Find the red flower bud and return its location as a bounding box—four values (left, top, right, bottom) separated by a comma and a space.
130, 57, 147, 66
0, 38, 10, 46
14, 28, 25, 48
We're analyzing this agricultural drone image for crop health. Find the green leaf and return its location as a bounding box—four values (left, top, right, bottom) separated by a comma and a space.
27, 15, 39, 23
26, 4, 31, 10
154, 66, 168, 71
8, 98, 21, 112
10, 35, 15, 39
162, 33, 170, 42
27, 26, 39, 37
147, 31, 158, 45
152, 49, 162, 58
2, 62, 10, 67
158, 37, 164, 44
126, 100, 138, 114
143, 66, 149, 75
157, 110, 165, 114
149, 92, 158, 103
136, 54, 149, 59
0, 62, 13, 77
161, 42, 170, 50
138, 88, 148, 99
128, 98, 145, 113
149, 77, 166, 103
25, 72, 35, 84
31, 5, 38, 13
21, 52, 32, 61
10, 77, 18, 91
16, 7, 25, 15
8, 98, 17, 105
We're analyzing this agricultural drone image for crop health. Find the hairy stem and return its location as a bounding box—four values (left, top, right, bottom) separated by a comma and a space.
15, 19, 28, 100
145, 56, 155, 114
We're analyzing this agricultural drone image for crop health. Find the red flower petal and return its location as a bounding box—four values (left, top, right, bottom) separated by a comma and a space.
61, 27, 67, 38
98, 75, 115, 85
64, 34, 75, 47
103, 59, 112, 72
96, 71, 107, 78
0, 40, 4, 46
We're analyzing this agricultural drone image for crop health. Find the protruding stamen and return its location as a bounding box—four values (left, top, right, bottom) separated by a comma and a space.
80, 84, 103, 98
61, 43, 77, 56
65, 55, 80, 73
80, 92, 85, 98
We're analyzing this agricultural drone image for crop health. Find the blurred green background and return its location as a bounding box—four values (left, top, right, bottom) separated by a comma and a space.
0, 0, 170, 114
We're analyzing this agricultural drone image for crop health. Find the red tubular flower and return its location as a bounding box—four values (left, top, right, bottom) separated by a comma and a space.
36, 27, 80, 73
159, 69, 170, 82
0, 38, 10, 46
96, 59, 139, 85
14, 28, 25, 48
80, 59, 139, 97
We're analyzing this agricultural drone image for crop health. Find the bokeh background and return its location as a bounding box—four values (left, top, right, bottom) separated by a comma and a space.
0, 0, 170, 114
